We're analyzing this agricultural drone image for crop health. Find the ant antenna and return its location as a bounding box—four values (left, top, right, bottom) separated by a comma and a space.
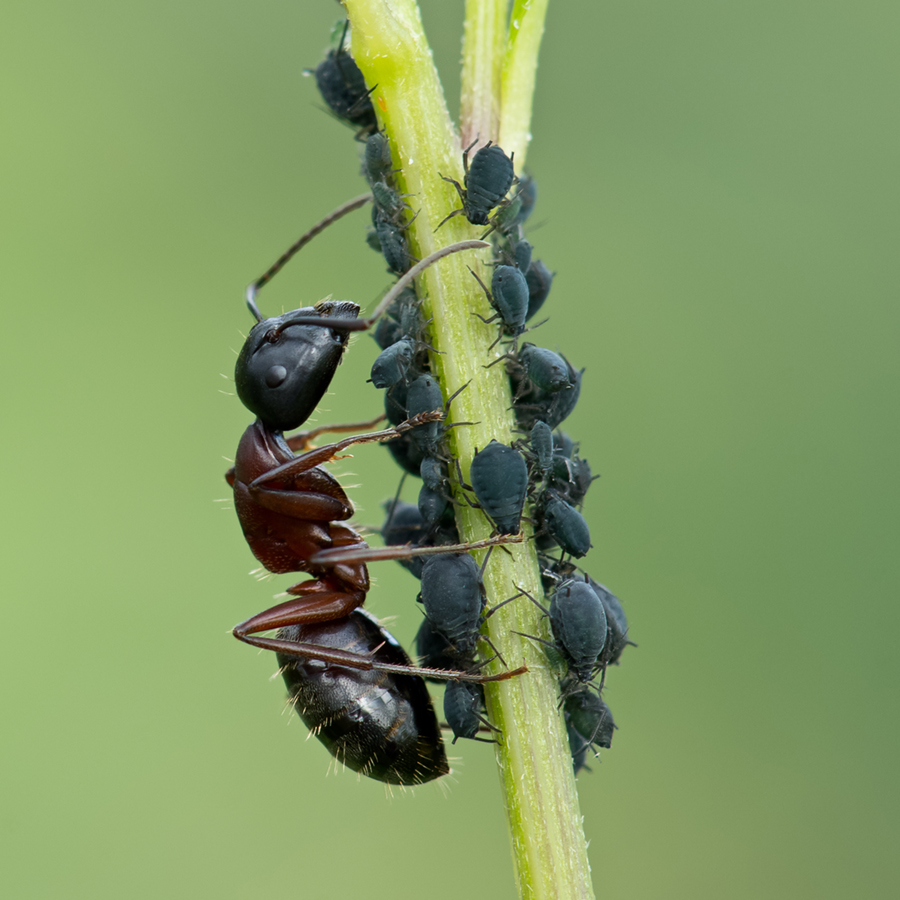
244, 192, 374, 321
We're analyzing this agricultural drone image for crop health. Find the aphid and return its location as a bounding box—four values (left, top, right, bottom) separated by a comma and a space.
364, 132, 394, 184
589, 579, 630, 667
444, 681, 498, 744
548, 579, 608, 682
471, 264, 529, 343
513, 239, 533, 274
496, 173, 538, 236
311, 23, 378, 136
546, 432, 596, 508
513, 355, 583, 430
567, 716, 591, 775
278, 610, 448, 784
420, 457, 447, 492
530, 421, 554, 475
539, 491, 592, 558
418, 553, 485, 657
418, 482, 450, 526
525, 260, 554, 322
564, 689, 616, 751
406, 373, 445, 454
415, 616, 460, 676
469, 440, 529, 535
517, 343, 574, 394
372, 181, 407, 221
439, 141, 516, 228
374, 209, 411, 274
369, 336, 415, 388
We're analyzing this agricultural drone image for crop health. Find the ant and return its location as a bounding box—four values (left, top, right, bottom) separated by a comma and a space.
225, 201, 524, 781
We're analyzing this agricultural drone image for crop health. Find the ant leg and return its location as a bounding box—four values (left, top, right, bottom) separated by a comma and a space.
235, 595, 526, 683
284, 413, 387, 452
251, 411, 443, 488
308, 531, 524, 566
246, 193, 373, 319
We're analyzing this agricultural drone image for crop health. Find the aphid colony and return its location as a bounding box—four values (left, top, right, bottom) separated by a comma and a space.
224, 23, 631, 784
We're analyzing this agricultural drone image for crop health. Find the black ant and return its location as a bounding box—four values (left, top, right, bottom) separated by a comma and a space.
226, 201, 522, 782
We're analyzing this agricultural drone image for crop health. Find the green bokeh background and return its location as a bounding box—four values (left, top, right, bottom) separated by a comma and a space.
2, 2, 897, 897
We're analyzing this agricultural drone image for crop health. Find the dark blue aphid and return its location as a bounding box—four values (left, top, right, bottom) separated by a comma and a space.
513, 356, 583, 430
589, 579, 629, 667
415, 616, 459, 678
470, 440, 529, 534
550, 579, 608, 682
513, 240, 533, 274
369, 337, 415, 388
374, 210, 410, 274
470, 264, 529, 347
420, 457, 446, 492
567, 716, 590, 775
565, 690, 616, 751
444, 681, 486, 743
372, 181, 407, 221
518, 343, 573, 394
364, 132, 393, 184
531, 421, 554, 475
419, 553, 484, 656
525, 260, 553, 322
440, 142, 516, 228
490, 265, 529, 335
496, 175, 536, 236
540, 491, 592, 558
373, 310, 403, 350
418, 482, 449, 526
406, 374, 444, 453
547, 433, 595, 508
312, 32, 377, 136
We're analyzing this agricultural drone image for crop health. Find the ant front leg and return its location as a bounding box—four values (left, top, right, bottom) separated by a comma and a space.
252, 411, 444, 491
284, 413, 387, 452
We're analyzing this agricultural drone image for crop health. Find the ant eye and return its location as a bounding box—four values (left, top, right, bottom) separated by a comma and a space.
264, 365, 287, 388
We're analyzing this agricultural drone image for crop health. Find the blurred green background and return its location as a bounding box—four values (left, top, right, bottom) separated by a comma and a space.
2, 1, 897, 897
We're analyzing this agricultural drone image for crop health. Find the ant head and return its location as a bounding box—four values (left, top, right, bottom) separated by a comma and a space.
235, 300, 360, 431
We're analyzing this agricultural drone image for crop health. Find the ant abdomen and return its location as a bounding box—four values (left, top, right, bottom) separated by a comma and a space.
278, 610, 449, 785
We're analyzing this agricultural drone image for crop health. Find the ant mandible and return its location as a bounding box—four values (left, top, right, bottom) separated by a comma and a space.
225, 199, 525, 775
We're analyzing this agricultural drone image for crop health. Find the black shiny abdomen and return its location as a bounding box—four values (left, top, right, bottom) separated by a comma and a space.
277, 610, 449, 785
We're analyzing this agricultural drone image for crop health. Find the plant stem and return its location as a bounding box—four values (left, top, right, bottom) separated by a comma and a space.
345, 2, 594, 897
460, 0, 507, 149
500, 0, 551, 162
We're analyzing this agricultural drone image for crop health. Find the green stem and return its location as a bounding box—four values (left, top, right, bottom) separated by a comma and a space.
460, 0, 507, 149
500, 0, 551, 164
345, 3, 593, 898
